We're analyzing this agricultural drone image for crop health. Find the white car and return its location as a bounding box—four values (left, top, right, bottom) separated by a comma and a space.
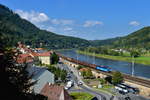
64, 86, 69, 90
78, 81, 83, 85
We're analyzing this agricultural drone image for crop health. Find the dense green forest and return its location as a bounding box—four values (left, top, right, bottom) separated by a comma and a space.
0, 4, 90, 49
91, 27, 150, 49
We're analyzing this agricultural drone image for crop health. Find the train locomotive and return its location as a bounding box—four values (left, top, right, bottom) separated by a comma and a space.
95, 65, 111, 72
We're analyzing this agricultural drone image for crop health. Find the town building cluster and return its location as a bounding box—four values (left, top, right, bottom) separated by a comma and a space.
15, 42, 72, 100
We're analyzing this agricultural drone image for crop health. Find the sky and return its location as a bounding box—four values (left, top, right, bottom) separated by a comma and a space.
0, 0, 150, 40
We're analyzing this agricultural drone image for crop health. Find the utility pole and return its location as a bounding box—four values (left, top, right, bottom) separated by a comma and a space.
131, 55, 135, 76
77, 52, 78, 64
93, 52, 95, 64
86, 49, 88, 62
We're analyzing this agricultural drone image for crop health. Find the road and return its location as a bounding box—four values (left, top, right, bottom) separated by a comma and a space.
57, 62, 112, 100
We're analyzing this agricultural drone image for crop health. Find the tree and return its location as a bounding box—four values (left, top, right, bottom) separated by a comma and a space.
112, 71, 123, 85
47, 65, 67, 82
99, 78, 106, 85
130, 50, 140, 58
86, 69, 93, 79
105, 76, 112, 84
81, 71, 86, 78
0, 35, 47, 100
60, 70, 67, 82
51, 52, 59, 64
77, 65, 85, 70
81, 69, 93, 79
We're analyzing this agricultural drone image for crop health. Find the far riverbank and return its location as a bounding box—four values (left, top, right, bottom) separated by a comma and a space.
77, 50, 150, 66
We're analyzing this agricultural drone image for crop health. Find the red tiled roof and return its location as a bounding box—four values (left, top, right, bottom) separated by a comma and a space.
17, 54, 33, 63
35, 48, 44, 50
40, 83, 72, 100
79, 68, 90, 72
31, 51, 52, 57
31, 52, 39, 57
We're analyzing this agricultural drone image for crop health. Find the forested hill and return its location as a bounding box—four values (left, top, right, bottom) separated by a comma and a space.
91, 27, 150, 49
112, 27, 150, 49
0, 4, 90, 49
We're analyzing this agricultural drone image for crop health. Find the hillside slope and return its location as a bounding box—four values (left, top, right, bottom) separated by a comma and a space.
113, 27, 150, 49
91, 27, 150, 49
0, 4, 90, 49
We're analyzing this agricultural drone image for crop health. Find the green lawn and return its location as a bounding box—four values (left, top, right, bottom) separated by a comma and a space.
77, 50, 150, 66
95, 84, 116, 95
70, 92, 94, 100
83, 79, 115, 95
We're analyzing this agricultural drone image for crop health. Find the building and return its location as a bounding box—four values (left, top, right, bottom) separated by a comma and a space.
40, 83, 73, 100
17, 42, 32, 54
17, 42, 52, 65
16, 54, 33, 64
31, 51, 52, 65
79, 67, 90, 72
27, 66, 55, 94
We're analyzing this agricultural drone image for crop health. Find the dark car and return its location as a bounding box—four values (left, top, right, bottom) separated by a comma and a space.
58, 61, 63, 64
125, 97, 131, 100
119, 90, 126, 95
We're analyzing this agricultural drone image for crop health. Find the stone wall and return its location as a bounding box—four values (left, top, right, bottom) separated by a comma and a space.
91, 70, 107, 78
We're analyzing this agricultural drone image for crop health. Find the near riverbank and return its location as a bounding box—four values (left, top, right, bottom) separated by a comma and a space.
77, 50, 150, 66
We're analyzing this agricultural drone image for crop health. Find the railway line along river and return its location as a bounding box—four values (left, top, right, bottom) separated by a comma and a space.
58, 49, 150, 79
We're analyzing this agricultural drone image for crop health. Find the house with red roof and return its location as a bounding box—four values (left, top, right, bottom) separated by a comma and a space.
79, 67, 90, 72
31, 51, 52, 65
40, 83, 73, 100
16, 54, 33, 64
16, 42, 53, 65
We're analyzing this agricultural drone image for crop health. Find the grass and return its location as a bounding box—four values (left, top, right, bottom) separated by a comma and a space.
77, 50, 150, 66
70, 92, 94, 100
83, 79, 116, 95
95, 84, 116, 95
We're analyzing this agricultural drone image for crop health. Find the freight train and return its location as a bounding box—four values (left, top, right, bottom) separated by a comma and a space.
57, 53, 111, 72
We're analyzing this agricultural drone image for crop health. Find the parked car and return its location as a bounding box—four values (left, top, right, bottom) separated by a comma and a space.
115, 85, 128, 94
120, 83, 139, 94
125, 97, 131, 100
64, 86, 69, 90
78, 81, 83, 85
66, 80, 74, 89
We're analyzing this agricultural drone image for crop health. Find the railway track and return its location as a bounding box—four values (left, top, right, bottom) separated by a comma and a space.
57, 53, 150, 88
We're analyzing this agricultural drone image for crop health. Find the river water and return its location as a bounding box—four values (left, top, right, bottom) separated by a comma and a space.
58, 50, 150, 79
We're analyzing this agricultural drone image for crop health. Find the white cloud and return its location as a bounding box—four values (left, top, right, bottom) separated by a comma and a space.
129, 21, 140, 26
15, 9, 49, 23
51, 19, 60, 25
64, 27, 73, 31
51, 19, 74, 25
61, 20, 74, 25
83, 20, 103, 27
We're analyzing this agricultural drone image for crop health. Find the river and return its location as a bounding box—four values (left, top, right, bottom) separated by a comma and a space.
58, 50, 150, 79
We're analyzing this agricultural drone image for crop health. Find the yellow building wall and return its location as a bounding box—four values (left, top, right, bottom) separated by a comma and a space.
38, 56, 51, 65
